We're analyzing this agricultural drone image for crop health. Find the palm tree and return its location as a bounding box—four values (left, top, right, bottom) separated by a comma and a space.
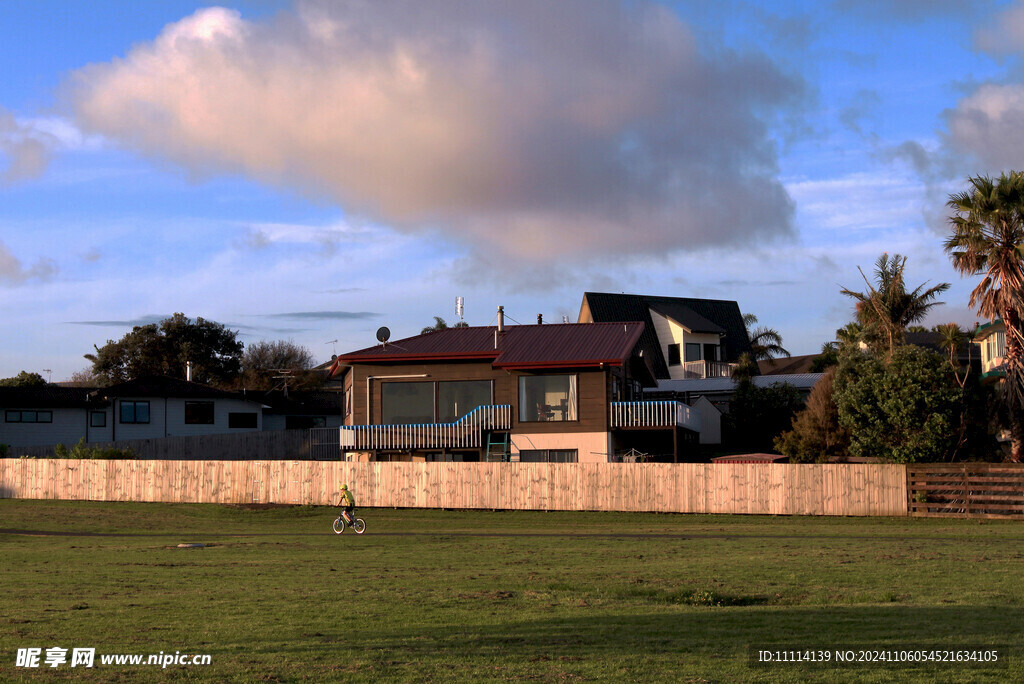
935, 322, 969, 387
840, 253, 950, 358
742, 313, 791, 363
421, 316, 469, 334
946, 172, 1024, 461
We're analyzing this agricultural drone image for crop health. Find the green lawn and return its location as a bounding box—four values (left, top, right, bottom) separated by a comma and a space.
1, 500, 1022, 682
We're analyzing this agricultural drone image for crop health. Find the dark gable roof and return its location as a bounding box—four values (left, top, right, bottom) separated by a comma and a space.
90, 376, 246, 401
648, 302, 725, 335
337, 322, 645, 370
0, 385, 102, 409
581, 292, 752, 378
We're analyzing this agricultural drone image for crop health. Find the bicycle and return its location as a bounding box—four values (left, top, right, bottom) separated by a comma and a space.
333, 510, 366, 534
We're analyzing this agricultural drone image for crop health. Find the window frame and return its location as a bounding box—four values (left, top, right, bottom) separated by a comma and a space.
184, 400, 216, 425
518, 449, 579, 463
90, 411, 106, 428
120, 400, 151, 425
228, 412, 258, 429
667, 343, 681, 366
517, 374, 578, 423
5, 410, 52, 423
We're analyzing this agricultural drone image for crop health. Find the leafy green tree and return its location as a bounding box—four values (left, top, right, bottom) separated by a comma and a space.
87, 313, 242, 387
237, 340, 323, 391
840, 253, 950, 358
946, 171, 1024, 461
833, 346, 963, 463
0, 371, 46, 387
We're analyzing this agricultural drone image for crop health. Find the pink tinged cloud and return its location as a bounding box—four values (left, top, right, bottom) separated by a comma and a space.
0, 108, 53, 185
0, 241, 56, 285
65, 0, 802, 262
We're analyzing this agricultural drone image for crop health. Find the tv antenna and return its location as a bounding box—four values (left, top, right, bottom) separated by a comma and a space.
324, 339, 338, 355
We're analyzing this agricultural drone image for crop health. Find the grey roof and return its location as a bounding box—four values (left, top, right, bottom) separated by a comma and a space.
581, 292, 753, 378
655, 373, 825, 394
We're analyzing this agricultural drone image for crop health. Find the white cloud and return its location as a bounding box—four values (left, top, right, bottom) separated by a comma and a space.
64, 0, 804, 266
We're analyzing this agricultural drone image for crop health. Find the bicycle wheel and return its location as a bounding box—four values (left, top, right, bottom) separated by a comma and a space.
352, 518, 366, 534
332, 517, 345, 534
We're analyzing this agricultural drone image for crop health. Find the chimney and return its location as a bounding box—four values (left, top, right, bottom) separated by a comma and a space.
537, 313, 543, 325
497, 305, 505, 333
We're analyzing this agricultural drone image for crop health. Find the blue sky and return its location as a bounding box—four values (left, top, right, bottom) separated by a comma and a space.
1, 0, 1022, 381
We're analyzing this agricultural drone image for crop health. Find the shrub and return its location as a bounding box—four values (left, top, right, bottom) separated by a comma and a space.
774, 368, 850, 462
54, 438, 135, 460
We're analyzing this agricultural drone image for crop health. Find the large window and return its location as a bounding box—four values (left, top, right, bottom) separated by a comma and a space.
518, 449, 578, 463
90, 411, 106, 428
381, 382, 435, 424
120, 401, 150, 424
185, 401, 215, 425
684, 343, 701, 362
518, 375, 577, 422
382, 380, 492, 424
438, 381, 492, 422
667, 343, 681, 366
5, 410, 53, 423
229, 412, 258, 429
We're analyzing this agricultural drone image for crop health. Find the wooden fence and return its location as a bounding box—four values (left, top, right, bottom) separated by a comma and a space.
907, 463, 1024, 518
9, 430, 310, 461
0, 460, 907, 516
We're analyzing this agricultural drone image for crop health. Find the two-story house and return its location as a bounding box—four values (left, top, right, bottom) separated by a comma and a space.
326, 315, 710, 463
974, 319, 1007, 383
577, 292, 753, 380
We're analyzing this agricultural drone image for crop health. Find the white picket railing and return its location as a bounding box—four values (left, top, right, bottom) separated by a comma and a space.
681, 360, 737, 379
610, 401, 699, 431
337, 405, 512, 451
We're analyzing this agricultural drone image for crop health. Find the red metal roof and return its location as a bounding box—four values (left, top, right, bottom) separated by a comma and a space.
337, 322, 645, 369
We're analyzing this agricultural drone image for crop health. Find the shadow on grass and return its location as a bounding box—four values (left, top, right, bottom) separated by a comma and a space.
354, 605, 1019, 667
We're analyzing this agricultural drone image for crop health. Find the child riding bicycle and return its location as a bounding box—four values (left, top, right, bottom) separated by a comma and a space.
336, 484, 356, 523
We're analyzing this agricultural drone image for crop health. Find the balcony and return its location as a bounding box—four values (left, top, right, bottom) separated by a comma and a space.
337, 404, 512, 451
610, 401, 699, 431
680, 360, 737, 379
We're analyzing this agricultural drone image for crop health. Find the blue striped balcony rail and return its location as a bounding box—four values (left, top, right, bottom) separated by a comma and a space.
338, 404, 512, 451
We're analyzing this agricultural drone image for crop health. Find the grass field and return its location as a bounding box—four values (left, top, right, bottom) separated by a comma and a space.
1, 500, 1023, 682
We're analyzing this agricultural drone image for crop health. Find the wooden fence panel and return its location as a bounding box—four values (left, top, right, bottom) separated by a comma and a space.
907, 464, 1024, 519
1, 459, 910, 516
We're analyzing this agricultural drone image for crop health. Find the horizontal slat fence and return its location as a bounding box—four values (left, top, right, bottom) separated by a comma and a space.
0, 461, 907, 516
8, 430, 310, 461
907, 464, 1024, 519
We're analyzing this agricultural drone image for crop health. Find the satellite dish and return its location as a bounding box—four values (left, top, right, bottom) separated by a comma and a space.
376, 326, 391, 343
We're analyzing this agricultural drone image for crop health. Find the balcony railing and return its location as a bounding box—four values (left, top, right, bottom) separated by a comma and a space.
610, 401, 699, 431
681, 360, 737, 379
338, 404, 512, 451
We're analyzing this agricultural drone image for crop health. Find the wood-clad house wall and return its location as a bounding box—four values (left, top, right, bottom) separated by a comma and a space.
341, 361, 612, 434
